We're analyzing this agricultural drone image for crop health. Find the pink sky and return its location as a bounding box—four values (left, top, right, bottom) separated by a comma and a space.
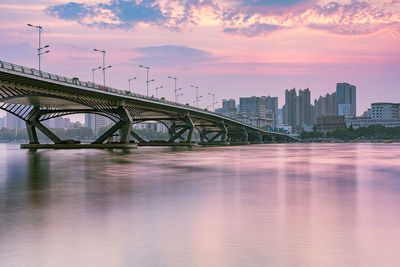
0, 0, 399, 116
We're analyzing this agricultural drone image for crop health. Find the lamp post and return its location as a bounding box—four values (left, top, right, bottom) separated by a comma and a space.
103, 65, 112, 73
139, 65, 150, 96
91, 66, 102, 84
177, 92, 183, 103
93, 49, 107, 86
208, 92, 216, 111
192, 95, 203, 106
128, 77, 137, 91
191, 85, 201, 108
147, 79, 155, 96
155, 85, 163, 98
168, 76, 179, 102
27, 24, 50, 71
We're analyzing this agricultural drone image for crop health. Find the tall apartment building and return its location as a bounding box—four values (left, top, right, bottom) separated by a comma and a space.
261, 96, 278, 126
337, 83, 356, 116
296, 89, 311, 127
283, 88, 297, 128
283, 88, 311, 128
314, 92, 338, 123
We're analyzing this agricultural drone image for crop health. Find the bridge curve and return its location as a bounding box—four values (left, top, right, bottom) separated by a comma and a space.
0, 60, 300, 145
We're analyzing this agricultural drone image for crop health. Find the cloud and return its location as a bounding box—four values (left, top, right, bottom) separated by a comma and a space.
46, 2, 91, 20
131, 45, 214, 66
304, 0, 400, 35
235, 0, 312, 8
45, 0, 400, 37
221, 0, 400, 36
223, 23, 283, 37
46, 0, 169, 29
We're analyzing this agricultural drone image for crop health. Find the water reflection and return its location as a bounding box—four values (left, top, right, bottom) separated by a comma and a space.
0, 143, 400, 267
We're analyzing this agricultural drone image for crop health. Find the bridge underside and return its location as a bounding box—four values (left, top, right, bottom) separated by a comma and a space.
0, 81, 296, 146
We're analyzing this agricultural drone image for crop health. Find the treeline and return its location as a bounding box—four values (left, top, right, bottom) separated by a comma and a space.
301, 125, 400, 141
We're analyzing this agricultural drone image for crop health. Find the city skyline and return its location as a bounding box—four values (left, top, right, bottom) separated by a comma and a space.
0, 0, 399, 118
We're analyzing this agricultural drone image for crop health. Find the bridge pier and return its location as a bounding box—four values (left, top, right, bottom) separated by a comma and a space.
198, 122, 229, 146
168, 116, 195, 143
93, 107, 133, 144
26, 107, 62, 144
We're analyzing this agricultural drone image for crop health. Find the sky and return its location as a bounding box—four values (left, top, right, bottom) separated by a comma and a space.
0, 0, 400, 117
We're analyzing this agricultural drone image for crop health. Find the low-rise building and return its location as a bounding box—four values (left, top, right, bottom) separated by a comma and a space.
316, 115, 346, 132
345, 117, 400, 129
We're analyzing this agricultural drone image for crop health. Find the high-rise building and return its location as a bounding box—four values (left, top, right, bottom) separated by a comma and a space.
261, 96, 278, 126
85, 114, 96, 132
239, 96, 272, 128
94, 115, 108, 134
283, 88, 312, 128
6, 113, 25, 130
240, 97, 266, 118
314, 92, 338, 123
85, 114, 109, 134
221, 99, 237, 117
283, 88, 297, 128
336, 83, 356, 116
0, 116, 5, 129
296, 88, 311, 127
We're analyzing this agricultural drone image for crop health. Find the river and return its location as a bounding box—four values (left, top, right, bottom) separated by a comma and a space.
0, 143, 400, 267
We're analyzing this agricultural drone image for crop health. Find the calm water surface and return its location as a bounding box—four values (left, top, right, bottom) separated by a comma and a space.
0, 143, 400, 267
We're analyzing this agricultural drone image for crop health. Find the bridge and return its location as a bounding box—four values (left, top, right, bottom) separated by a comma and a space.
0, 60, 299, 148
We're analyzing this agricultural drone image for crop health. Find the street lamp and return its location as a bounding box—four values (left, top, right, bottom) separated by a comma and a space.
128, 77, 137, 91
207, 102, 218, 110
168, 76, 179, 102
91, 66, 102, 84
192, 95, 203, 106
177, 92, 183, 103
139, 65, 150, 96
208, 92, 216, 111
191, 85, 201, 108
155, 85, 163, 98
147, 79, 155, 96
93, 48, 108, 86
27, 24, 50, 71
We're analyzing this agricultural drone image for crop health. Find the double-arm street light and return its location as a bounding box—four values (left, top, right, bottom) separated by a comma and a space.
128, 77, 137, 91
168, 76, 180, 102
155, 85, 163, 98
177, 92, 183, 103
193, 95, 203, 106
191, 85, 201, 108
93, 48, 109, 86
208, 92, 217, 111
139, 65, 151, 96
91, 66, 102, 84
27, 24, 50, 71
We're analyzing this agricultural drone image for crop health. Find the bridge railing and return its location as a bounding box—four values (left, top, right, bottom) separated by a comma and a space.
0, 60, 295, 137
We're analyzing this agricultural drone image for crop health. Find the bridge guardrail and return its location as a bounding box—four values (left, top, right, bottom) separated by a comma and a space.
0, 60, 296, 138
